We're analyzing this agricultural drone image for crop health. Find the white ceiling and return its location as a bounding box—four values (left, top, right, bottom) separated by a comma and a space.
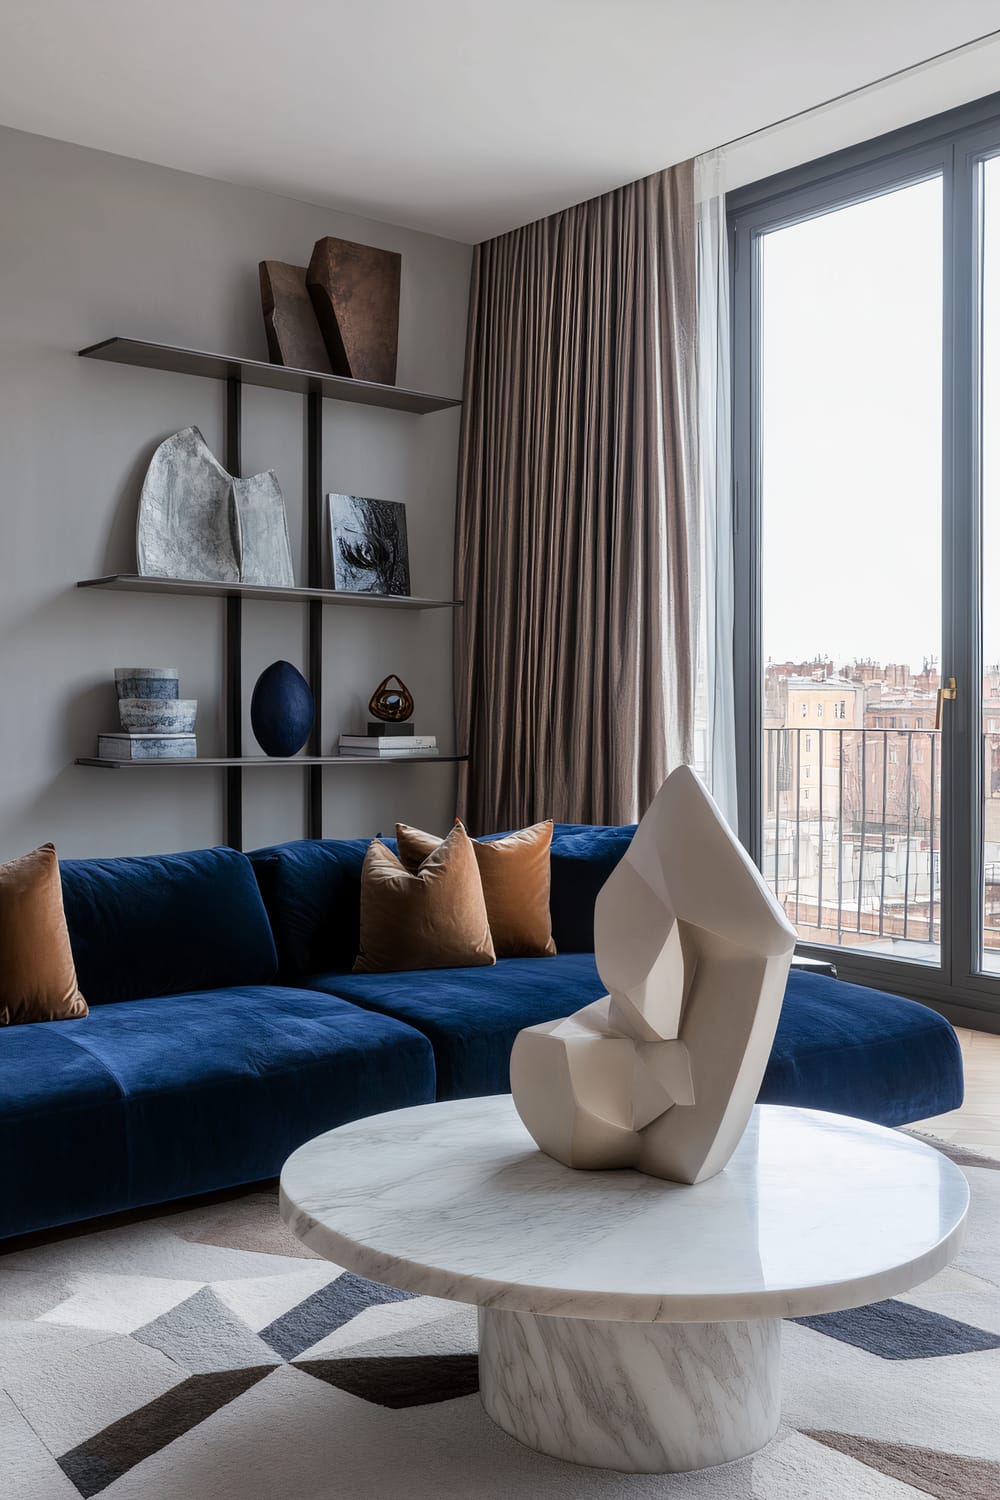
1, 0, 999, 243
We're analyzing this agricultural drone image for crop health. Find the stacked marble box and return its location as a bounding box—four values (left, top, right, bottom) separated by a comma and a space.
98, 668, 198, 760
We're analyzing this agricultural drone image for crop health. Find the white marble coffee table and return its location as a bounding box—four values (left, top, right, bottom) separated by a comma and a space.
279, 1096, 968, 1474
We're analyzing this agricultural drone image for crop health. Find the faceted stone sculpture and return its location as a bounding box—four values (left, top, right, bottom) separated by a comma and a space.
510, 766, 796, 1184
259, 260, 333, 373
307, 237, 401, 385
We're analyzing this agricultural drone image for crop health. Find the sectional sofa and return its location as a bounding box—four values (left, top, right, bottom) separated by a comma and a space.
0, 824, 964, 1240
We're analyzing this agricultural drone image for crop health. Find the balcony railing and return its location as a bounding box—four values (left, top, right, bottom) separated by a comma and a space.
763, 728, 942, 957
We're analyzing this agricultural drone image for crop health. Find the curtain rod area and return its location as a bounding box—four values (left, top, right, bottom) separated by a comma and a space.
716, 24, 1000, 154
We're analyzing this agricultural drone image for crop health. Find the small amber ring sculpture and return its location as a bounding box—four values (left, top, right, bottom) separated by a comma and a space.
368, 674, 414, 723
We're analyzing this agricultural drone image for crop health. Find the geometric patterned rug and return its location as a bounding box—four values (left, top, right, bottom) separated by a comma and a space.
2, 1135, 998, 1500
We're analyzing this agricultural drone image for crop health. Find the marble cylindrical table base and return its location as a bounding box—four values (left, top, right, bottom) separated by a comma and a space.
478, 1308, 781, 1473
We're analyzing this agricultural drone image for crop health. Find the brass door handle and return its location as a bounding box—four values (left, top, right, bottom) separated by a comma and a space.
934, 676, 957, 730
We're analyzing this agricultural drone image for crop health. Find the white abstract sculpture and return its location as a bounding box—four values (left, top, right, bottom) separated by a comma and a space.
510, 766, 797, 1184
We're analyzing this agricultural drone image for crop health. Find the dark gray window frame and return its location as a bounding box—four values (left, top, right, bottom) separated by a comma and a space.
729, 90, 1000, 1029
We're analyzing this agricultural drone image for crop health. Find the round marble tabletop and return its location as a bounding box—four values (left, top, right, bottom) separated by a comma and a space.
280, 1095, 969, 1324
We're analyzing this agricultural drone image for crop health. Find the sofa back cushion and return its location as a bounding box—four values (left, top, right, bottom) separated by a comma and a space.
249, 838, 371, 976
60, 847, 278, 1005
548, 825, 636, 952
251, 824, 636, 976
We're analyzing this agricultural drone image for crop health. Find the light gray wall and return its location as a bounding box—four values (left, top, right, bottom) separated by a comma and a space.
0, 126, 472, 859
722, 44, 1000, 192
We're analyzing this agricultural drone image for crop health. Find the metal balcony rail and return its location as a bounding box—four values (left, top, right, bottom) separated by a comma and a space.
763, 727, 943, 949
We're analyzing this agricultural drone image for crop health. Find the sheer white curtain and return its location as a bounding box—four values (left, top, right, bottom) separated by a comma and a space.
693, 150, 738, 827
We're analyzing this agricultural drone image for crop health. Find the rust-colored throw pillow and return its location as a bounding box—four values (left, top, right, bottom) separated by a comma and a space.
353, 821, 496, 973
396, 819, 557, 959
0, 843, 87, 1025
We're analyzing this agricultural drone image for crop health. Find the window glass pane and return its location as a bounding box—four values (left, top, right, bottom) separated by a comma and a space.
759, 178, 943, 961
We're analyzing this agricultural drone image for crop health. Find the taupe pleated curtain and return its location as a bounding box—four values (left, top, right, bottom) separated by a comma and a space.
454, 162, 699, 831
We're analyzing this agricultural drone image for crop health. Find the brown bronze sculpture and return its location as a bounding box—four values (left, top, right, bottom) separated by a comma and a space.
307, 237, 401, 385
258, 261, 333, 373
368, 675, 414, 723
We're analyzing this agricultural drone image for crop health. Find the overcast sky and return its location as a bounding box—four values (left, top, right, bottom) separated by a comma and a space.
759, 176, 946, 671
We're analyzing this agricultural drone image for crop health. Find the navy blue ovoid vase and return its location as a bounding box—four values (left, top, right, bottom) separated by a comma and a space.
250, 660, 315, 757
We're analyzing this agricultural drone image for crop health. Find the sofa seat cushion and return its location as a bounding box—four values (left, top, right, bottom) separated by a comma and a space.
309, 959, 962, 1125
0, 1024, 129, 1234
760, 971, 963, 1125
307, 953, 608, 1099
61, 847, 278, 1005
0, 987, 434, 1239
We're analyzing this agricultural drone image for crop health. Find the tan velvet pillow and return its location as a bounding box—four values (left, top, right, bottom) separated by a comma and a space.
396, 819, 557, 959
0, 843, 88, 1025
353, 821, 496, 973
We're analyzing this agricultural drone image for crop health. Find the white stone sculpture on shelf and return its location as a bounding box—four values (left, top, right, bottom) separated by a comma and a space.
510, 764, 797, 1185
137, 426, 294, 588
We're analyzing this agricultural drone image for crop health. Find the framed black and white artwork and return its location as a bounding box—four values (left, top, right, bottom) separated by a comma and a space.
327, 494, 411, 595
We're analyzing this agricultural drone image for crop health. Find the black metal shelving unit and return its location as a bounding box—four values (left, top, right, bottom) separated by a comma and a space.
76, 337, 465, 849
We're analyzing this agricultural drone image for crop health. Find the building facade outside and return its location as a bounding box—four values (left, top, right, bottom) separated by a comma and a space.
763, 657, 1000, 963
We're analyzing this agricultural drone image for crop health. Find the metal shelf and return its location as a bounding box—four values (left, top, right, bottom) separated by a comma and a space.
77, 574, 462, 609
79, 337, 462, 414
76, 755, 467, 770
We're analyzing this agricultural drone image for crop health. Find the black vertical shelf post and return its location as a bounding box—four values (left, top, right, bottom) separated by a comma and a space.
306, 391, 324, 838
224, 377, 243, 850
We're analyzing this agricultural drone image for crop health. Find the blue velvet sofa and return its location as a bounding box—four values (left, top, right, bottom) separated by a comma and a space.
0, 825, 963, 1240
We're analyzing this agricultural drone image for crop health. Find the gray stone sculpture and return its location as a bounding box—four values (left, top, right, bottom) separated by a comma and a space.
233, 471, 294, 588
137, 427, 293, 588
137, 428, 238, 582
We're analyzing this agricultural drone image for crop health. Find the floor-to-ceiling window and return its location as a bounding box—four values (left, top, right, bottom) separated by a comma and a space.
731, 93, 1000, 1022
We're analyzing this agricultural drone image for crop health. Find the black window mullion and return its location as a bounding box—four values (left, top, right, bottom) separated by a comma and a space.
947, 123, 1000, 994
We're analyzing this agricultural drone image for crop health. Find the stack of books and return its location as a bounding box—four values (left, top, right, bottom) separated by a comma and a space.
339, 734, 438, 759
